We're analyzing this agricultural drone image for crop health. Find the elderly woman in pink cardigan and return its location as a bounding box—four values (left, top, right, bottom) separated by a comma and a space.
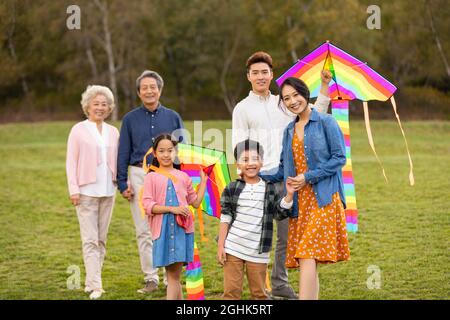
66, 85, 119, 300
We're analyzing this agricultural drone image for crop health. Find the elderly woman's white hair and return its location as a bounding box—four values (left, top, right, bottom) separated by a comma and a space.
80, 85, 115, 117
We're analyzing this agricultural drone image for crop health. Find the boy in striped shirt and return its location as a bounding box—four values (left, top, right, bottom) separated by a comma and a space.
217, 139, 295, 300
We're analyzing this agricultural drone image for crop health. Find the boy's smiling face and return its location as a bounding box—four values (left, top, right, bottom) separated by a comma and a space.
237, 149, 263, 179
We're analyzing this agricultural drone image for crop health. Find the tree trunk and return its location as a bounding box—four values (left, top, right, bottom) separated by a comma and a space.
286, 16, 298, 63
7, 2, 31, 114
83, 31, 98, 79
426, 0, 450, 77
164, 45, 187, 113
220, 32, 241, 115
94, 0, 119, 121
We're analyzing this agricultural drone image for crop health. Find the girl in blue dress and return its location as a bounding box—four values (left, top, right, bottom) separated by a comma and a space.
142, 134, 207, 300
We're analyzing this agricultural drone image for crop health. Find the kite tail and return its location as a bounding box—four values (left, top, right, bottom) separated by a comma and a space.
196, 207, 208, 242
362, 101, 389, 183
142, 147, 153, 172
265, 271, 271, 293
390, 96, 415, 186
138, 187, 145, 218
185, 242, 205, 300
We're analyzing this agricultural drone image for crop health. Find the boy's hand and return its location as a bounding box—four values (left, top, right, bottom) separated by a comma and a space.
287, 174, 306, 190
217, 246, 227, 266
285, 180, 296, 195
171, 206, 191, 217
321, 70, 332, 85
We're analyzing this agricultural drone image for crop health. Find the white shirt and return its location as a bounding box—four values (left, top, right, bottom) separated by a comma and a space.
232, 91, 330, 173
79, 120, 116, 197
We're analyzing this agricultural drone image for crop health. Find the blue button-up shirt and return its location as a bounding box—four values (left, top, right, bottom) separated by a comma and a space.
117, 104, 185, 192
260, 108, 347, 217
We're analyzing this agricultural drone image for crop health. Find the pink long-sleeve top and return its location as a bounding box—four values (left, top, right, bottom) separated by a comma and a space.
142, 169, 197, 240
66, 121, 119, 196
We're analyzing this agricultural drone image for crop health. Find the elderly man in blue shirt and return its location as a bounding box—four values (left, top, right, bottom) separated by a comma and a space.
117, 70, 185, 294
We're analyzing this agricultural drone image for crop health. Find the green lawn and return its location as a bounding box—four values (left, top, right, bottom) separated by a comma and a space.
0, 120, 449, 300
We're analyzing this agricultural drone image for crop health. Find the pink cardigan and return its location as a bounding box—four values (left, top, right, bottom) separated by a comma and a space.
142, 169, 197, 240
66, 121, 119, 196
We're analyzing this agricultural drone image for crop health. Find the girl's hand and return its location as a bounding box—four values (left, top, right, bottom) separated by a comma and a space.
321, 70, 332, 85
200, 169, 208, 184
70, 194, 80, 206
171, 206, 191, 217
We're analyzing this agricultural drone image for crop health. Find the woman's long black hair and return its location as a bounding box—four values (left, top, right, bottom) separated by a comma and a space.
149, 133, 181, 172
278, 77, 310, 114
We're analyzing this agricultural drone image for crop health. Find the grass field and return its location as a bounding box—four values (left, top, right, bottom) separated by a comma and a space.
0, 120, 449, 300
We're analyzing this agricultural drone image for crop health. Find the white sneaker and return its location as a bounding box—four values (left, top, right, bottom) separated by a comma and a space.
84, 287, 93, 293
89, 290, 103, 300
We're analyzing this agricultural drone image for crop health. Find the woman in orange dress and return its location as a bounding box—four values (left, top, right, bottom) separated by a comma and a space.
261, 76, 350, 299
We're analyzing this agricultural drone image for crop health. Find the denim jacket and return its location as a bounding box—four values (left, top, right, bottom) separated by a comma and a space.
260, 108, 347, 218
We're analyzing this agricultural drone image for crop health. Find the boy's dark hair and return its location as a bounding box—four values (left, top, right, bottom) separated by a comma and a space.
246, 51, 273, 72
234, 139, 264, 161
149, 133, 181, 172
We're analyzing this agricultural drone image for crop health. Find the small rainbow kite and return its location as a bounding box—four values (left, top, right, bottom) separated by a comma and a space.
277, 41, 414, 233
177, 143, 231, 219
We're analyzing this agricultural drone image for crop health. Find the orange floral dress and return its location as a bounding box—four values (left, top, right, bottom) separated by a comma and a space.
285, 130, 350, 268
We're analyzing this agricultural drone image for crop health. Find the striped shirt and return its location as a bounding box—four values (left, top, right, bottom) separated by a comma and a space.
219, 178, 292, 259
221, 179, 269, 263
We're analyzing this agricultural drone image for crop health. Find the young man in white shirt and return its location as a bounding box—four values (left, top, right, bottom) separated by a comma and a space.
231, 51, 331, 299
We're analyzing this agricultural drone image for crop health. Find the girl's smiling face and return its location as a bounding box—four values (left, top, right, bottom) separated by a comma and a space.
281, 84, 308, 115
155, 139, 176, 168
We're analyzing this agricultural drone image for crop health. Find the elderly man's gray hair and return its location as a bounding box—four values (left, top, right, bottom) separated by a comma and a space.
136, 70, 164, 92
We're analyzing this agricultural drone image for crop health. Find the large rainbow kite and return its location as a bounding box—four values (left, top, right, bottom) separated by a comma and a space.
277, 41, 414, 232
